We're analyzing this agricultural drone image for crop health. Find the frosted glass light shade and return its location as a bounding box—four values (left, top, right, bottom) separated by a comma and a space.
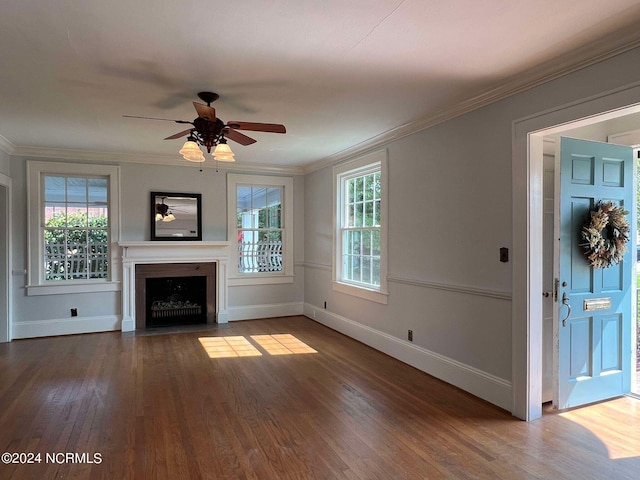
163, 213, 176, 222
213, 142, 235, 162
179, 141, 205, 162
214, 154, 236, 162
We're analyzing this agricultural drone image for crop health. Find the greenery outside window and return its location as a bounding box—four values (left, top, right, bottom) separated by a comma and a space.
43, 176, 109, 281
27, 161, 120, 296
334, 150, 388, 303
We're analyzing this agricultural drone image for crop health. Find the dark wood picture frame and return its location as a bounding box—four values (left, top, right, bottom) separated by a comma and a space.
150, 191, 202, 241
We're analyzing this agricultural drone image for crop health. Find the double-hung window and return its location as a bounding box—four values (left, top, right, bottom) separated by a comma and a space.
227, 174, 294, 285
27, 161, 120, 295
334, 150, 388, 303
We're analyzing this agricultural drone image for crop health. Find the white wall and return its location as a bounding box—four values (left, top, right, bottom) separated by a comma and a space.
304, 46, 640, 413
9, 158, 305, 338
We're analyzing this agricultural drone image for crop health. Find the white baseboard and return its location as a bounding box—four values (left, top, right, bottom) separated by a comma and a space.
303, 303, 512, 412
13, 315, 121, 339
227, 302, 304, 321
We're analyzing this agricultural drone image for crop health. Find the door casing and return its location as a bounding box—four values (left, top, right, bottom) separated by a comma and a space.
512, 83, 640, 421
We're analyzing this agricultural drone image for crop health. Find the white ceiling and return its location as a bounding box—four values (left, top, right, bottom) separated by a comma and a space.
1, 0, 640, 169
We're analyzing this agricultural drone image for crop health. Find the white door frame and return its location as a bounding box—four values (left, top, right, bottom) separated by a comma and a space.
0, 172, 11, 343
512, 81, 640, 421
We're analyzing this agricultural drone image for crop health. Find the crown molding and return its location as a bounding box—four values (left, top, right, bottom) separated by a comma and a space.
304, 29, 640, 175
12, 145, 304, 175
0, 134, 16, 155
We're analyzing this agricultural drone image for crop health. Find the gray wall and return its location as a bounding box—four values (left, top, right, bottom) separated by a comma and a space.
303, 46, 640, 392
9, 157, 304, 331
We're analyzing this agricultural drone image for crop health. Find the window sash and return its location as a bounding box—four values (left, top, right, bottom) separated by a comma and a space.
41, 174, 110, 282
339, 169, 381, 288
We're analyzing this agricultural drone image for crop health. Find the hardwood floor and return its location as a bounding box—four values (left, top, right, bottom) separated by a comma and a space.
0, 316, 639, 479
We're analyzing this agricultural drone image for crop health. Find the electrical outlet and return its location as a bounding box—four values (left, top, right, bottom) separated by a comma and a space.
408, 329, 413, 342
71, 308, 78, 317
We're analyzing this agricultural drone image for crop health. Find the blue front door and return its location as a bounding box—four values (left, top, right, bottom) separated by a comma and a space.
557, 137, 633, 409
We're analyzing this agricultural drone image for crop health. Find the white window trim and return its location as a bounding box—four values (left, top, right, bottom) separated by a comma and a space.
227, 173, 294, 286
26, 161, 121, 296
333, 149, 388, 304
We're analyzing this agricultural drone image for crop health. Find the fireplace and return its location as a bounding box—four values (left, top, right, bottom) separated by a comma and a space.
136, 263, 215, 328
119, 241, 230, 332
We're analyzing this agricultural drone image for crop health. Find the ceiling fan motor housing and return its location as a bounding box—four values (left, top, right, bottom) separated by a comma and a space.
193, 117, 225, 152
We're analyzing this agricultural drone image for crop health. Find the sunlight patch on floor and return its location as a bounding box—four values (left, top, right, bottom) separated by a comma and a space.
250, 334, 318, 355
559, 399, 640, 460
198, 336, 262, 358
198, 334, 317, 358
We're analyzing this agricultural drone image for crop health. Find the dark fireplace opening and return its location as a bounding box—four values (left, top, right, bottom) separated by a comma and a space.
135, 262, 216, 329
145, 276, 207, 327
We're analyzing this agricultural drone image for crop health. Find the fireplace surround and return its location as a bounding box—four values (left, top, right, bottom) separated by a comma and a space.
119, 241, 229, 331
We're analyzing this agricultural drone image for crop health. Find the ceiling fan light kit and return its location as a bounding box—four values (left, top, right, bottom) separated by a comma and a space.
125, 91, 286, 165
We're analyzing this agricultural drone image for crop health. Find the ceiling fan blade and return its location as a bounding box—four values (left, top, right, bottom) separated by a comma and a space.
123, 115, 191, 124
193, 102, 216, 121
164, 128, 193, 140
226, 121, 286, 134
223, 128, 257, 146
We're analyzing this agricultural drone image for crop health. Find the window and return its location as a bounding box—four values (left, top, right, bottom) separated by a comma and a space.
227, 174, 294, 285
43, 176, 109, 281
237, 185, 283, 273
27, 161, 120, 295
334, 150, 388, 303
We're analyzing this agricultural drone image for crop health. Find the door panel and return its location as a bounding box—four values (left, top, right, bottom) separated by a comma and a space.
556, 137, 633, 409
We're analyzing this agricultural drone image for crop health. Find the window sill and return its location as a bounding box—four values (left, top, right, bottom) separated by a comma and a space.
26, 281, 121, 296
228, 274, 295, 286
332, 281, 388, 304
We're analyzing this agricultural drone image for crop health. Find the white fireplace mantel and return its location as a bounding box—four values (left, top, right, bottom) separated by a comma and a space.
119, 241, 230, 331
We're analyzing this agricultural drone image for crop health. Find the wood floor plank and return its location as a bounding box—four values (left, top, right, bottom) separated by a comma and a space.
1, 316, 639, 479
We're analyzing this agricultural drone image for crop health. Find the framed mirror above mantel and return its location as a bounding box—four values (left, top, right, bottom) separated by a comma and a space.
151, 192, 202, 241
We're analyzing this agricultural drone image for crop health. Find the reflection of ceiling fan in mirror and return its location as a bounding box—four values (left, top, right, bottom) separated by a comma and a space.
155, 196, 197, 222
124, 91, 286, 163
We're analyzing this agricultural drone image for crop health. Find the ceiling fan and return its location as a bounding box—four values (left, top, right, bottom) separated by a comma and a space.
124, 91, 286, 162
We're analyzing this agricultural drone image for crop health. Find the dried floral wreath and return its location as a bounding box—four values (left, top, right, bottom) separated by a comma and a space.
581, 201, 630, 268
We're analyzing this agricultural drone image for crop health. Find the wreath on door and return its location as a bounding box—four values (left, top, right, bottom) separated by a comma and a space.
581, 201, 630, 268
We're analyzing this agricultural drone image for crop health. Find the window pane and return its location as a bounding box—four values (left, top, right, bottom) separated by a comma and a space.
89, 242, 109, 279
362, 256, 371, 284
365, 201, 374, 227
348, 178, 355, 203
88, 178, 108, 204
266, 187, 281, 208
44, 176, 66, 202
66, 208, 88, 227
44, 230, 66, 280
362, 230, 371, 256
237, 185, 253, 209
355, 177, 364, 202
372, 229, 381, 256
44, 203, 66, 224
352, 230, 361, 256
372, 258, 380, 286
355, 202, 363, 227
374, 199, 381, 226
347, 204, 355, 227
67, 177, 87, 203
